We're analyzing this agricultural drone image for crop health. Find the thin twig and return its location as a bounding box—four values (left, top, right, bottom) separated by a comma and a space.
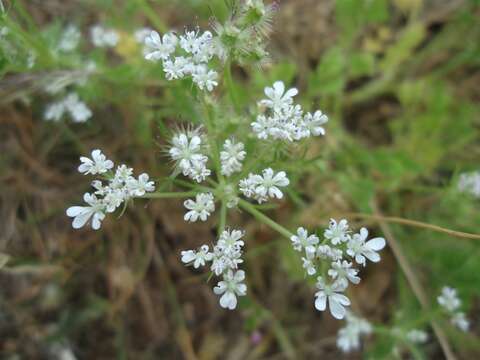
346, 212, 480, 240
372, 201, 457, 360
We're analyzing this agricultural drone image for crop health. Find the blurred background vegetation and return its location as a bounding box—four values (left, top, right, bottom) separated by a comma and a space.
0, 0, 479, 359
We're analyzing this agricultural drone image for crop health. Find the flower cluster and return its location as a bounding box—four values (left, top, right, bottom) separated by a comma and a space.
57, 25, 81, 53
144, 29, 219, 91
183, 192, 215, 222
239, 168, 289, 203
168, 129, 211, 183
291, 219, 386, 319
405, 329, 428, 344
220, 139, 246, 176
457, 171, 480, 198
44, 93, 92, 123
252, 81, 328, 142
66, 149, 155, 230
437, 286, 470, 332
336, 312, 372, 352
90, 25, 119, 48
181, 229, 247, 309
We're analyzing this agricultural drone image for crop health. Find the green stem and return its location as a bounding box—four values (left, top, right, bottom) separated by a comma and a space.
224, 60, 241, 112
141, 191, 197, 199
218, 201, 227, 237
239, 199, 293, 239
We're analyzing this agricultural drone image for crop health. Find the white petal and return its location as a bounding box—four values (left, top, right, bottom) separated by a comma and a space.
72, 212, 92, 229
314, 294, 327, 311
219, 291, 237, 310
366, 237, 386, 251
329, 298, 347, 319
66, 206, 85, 217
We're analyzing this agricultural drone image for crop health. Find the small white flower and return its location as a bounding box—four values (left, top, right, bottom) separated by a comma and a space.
90, 25, 119, 48
301, 251, 316, 276
290, 227, 319, 254
192, 65, 218, 91
44, 102, 65, 122
437, 286, 461, 313
163, 56, 191, 80
185, 158, 211, 183
144, 30, 177, 61
66, 193, 106, 230
346, 228, 386, 266
451, 312, 469, 332
251, 114, 272, 140
181, 245, 213, 268
316, 244, 343, 261
458, 171, 480, 198
169, 131, 210, 181
324, 219, 350, 245
183, 192, 215, 222
220, 139, 246, 176
58, 25, 81, 52
314, 277, 351, 319
301, 110, 328, 137
255, 168, 289, 200
63, 93, 92, 123
260, 81, 298, 110
128, 173, 155, 197
337, 312, 372, 352
213, 270, 247, 310
78, 149, 114, 175
406, 329, 428, 344
328, 260, 360, 287
216, 229, 245, 256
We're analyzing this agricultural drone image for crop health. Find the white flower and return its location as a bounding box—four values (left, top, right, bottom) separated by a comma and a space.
451, 312, 469, 332
78, 149, 114, 175
163, 56, 191, 80
63, 93, 92, 123
437, 286, 461, 312
251, 114, 272, 139
255, 168, 289, 200
66, 193, 106, 230
44, 102, 65, 122
328, 260, 360, 287
301, 251, 316, 276
290, 227, 319, 254
316, 244, 343, 261
213, 270, 247, 310
58, 25, 80, 52
181, 245, 213, 268
458, 171, 480, 198
314, 277, 351, 319
220, 139, 246, 176
337, 312, 372, 352
406, 329, 428, 344
301, 110, 328, 137
183, 192, 215, 222
324, 219, 350, 245
192, 65, 218, 91
128, 173, 155, 197
260, 81, 298, 110
90, 25, 119, 47
239, 173, 263, 200
169, 131, 210, 181
346, 228, 386, 266
144, 30, 177, 61
216, 229, 245, 256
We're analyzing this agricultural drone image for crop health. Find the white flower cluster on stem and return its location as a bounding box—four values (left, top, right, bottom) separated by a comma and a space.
252, 81, 328, 141
144, 29, 219, 91
437, 286, 470, 332
220, 138, 246, 176
290, 219, 386, 319
239, 168, 289, 203
336, 312, 372, 352
44, 93, 92, 123
168, 128, 211, 183
181, 229, 247, 309
66, 149, 155, 230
